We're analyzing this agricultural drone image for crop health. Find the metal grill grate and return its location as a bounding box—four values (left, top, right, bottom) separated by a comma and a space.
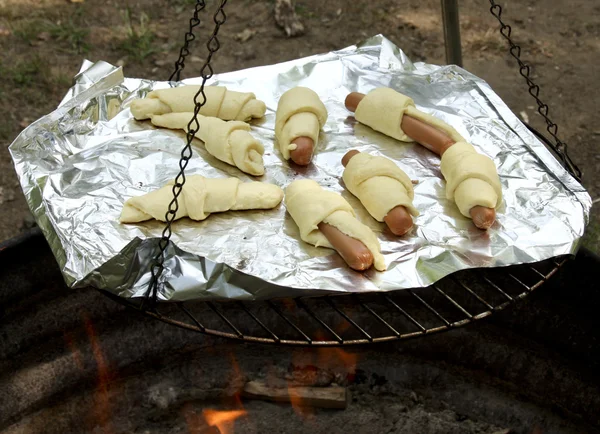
100, 256, 568, 346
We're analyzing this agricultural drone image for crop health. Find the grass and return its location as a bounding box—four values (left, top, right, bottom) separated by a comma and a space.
10, 9, 89, 54
118, 8, 157, 62
46, 9, 90, 54
10, 18, 44, 44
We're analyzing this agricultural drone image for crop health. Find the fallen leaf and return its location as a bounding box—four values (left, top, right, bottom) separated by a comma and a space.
0, 26, 10, 37
37, 32, 51, 41
519, 110, 529, 124
20, 118, 32, 129
190, 56, 202, 63
234, 28, 256, 43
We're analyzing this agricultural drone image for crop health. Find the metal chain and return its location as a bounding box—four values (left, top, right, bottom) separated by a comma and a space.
169, 0, 208, 82
142, 0, 228, 310
488, 0, 582, 181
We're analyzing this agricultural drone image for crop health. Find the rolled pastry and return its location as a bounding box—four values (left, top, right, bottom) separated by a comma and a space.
130, 85, 267, 122
150, 113, 265, 176
275, 87, 328, 160
354, 87, 464, 143
343, 152, 419, 222
120, 175, 283, 223
440, 141, 502, 217
284, 179, 386, 271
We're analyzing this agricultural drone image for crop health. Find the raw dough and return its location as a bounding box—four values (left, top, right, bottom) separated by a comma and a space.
355, 87, 465, 143
343, 152, 419, 221
440, 141, 502, 217
275, 87, 328, 160
150, 113, 265, 176
120, 175, 283, 223
284, 179, 386, 271
130, 85, 267, 122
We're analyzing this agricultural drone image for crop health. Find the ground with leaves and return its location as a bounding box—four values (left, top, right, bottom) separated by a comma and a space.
0, 0, 598, 251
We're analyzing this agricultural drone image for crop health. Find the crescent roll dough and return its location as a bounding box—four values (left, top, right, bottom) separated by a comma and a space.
130, 85, 267, 122
440, 142, 502, 217
354, 87, 464, 143
150, 113, 265, 176
343, 152, 419, 222
284, 179, 386, 271
120, 176, 283, 223
275, 87, 328, 160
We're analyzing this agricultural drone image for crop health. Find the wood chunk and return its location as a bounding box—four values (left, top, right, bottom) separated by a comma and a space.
242, 380, 347, 409
274, 0, 305, 37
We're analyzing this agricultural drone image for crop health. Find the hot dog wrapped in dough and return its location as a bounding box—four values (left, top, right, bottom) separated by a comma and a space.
284, 179, 386, 271
440, 141, 502, 218
120, 175, 283, 223
275, 87, 328, 165
130, 85, 267, 122
353, 87, 464, 144
347, 87, 502, 229
150, 113, 265, 176
343, 152, 419, 231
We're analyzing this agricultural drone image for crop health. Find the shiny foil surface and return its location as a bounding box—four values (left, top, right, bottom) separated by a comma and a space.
9, 35, 591, 301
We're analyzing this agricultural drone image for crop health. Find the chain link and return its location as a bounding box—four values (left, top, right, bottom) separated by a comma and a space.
142, 0, 228, 310
169, 1, 207, 82
488, 0, 582, 181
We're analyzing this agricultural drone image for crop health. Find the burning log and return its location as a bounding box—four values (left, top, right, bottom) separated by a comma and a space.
242, 380, 348, 409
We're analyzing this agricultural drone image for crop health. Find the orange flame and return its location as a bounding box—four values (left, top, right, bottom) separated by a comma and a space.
202, 409, 247, 434
82, 312, 114, 434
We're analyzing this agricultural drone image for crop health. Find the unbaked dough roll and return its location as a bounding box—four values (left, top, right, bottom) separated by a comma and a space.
150, 113, 265, 176
440, 141, 502, 217
120, 176, 283, 223
130, 85, 267, 122
275, 87, 328, 160
354, 87, 464, 143
284, 179, 386, 271
342, 152, 419, 221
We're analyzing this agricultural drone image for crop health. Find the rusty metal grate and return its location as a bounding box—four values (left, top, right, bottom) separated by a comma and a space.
99, 256, 569, 346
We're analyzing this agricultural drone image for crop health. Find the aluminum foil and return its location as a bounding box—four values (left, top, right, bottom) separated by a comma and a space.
9, 35, 591, 301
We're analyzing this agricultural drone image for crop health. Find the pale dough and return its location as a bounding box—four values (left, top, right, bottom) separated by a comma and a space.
150, 113, 265, 176
343, 152, 419, 221
130, 85, 267, 122
354, 87, 465, 143
440, 141, 502, 217
120, 175, 283, 223
275, 87, 328, 160
284, 179, 386, 271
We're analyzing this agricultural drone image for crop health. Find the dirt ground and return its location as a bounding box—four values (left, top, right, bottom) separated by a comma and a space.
0, 0, 598, 251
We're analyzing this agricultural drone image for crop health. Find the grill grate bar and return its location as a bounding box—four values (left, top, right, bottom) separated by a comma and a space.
528, 266, 547, 280
296, 299, 344, 343
267, 301, 312, 343
354, 295, 401, 337
206, 302, 244, 338
453, 277, 495, 310
383, 294, 427, 332
508, 273, 531, 291
237, 302, 280, 343
325, 297, 373, 341
433, 284, 473, 319
482, 275, 514, 301
177, 303, 206, 332
408, 289, 451, 326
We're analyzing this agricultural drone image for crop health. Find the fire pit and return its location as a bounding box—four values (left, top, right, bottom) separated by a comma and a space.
1, 229, 599, 433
